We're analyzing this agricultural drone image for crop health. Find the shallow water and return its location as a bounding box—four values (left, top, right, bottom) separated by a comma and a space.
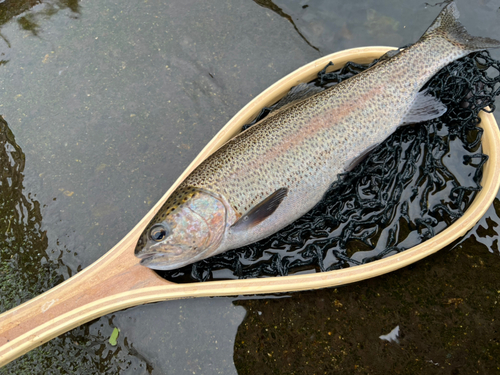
0, 0, 499, 373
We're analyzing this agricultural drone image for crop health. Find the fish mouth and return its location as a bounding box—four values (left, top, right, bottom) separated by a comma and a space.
138, 253, 193, 270
135, 252, 157, 260
137, 245, 216, 270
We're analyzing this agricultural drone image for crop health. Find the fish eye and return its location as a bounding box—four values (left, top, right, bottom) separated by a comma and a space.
149, 224, 169, 242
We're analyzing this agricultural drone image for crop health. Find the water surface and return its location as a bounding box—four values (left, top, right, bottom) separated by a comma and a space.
1, 0, 499, 373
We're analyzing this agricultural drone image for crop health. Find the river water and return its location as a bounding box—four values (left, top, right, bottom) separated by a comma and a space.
0, 0, 499, 373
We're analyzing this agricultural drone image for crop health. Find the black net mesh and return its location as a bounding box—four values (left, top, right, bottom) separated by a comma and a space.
158, 50, 500, 283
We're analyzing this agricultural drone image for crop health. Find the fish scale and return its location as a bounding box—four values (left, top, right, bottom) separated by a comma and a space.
135, 2, 500, 270
181, 47, 433, 218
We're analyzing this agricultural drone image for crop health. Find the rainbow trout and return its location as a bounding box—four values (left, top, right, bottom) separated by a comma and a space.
135, 2, 500, 270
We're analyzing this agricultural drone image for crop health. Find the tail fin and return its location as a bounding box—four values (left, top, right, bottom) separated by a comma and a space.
422, 1, 500, 51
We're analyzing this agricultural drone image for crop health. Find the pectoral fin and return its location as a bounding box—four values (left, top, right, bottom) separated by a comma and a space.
401, 89, 447, 125
344, 143, 379, 172
231, 187, 288, 232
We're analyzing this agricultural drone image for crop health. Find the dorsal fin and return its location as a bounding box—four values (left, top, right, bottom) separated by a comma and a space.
242, 84, 324, 131
272, 83, 323, 111
231, 188, 288, 232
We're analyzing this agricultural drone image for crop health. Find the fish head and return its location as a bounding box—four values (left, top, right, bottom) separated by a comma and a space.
135, 187, 228, 270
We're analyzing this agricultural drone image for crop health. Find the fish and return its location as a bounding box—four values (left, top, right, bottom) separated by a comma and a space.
135, 2, 500, 270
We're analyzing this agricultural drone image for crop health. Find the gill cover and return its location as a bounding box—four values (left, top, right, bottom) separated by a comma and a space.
134, 187, 227, 270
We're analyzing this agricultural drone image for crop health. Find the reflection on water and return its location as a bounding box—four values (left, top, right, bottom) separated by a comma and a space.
0, 117, 151, 374
0, 116, 59, 313
15, 0, 81, 36
460, 198, 500, 254
253, 0, 320, 52
0, 0, 499, 373
0, 0, 80, 29
0, 0, 80, 63
264, 0, 413, 52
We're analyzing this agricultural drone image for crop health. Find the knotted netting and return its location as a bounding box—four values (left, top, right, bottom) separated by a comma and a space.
159, 50, 500, 283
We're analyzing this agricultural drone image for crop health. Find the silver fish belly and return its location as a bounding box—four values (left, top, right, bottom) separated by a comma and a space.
135, 2, 500, 270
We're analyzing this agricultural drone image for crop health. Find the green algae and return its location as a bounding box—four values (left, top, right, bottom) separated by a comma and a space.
108, 328, 120, 346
